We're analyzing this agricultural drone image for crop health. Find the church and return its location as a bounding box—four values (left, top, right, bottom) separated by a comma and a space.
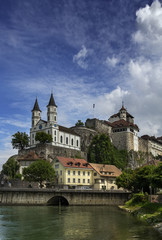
30, 93, 81, 151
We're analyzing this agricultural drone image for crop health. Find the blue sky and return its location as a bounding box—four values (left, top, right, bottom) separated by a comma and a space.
0, 0, 162, 168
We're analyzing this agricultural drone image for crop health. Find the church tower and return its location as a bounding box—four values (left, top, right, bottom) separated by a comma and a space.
31, 98, 41, 127
47, 93, 57, 124
119, 102, 127, 121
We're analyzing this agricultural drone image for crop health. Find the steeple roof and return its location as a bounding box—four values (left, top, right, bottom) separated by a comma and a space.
47, 93, 57, 107
32, 98, 41, 112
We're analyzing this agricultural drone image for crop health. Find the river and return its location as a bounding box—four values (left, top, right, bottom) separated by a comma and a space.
0, 206, 161, 240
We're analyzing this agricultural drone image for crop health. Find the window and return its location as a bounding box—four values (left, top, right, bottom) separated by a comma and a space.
68, 170, 70, 175
83, 179, 85, 183
76, 140, 79, 147
54, 131, 56, 135
88, 171, 90, 176
68, 178, 70, 183
55, 164, 59, 169
73, 178, 75, 183
48, 116, 50, 121
54, 137, 56, 141
55, 116, 56, 121
78, 179, 80, 183
48, 130, 50, 134
32, 134, 34, 138
73, 171, 75, 175
78, 171, 80, 176
32, 140, 34, 144
83, 171, 85, 176
94, 172, 97, 176
66, 137, 68, 144
60, 170, 62, 176
60, 178, 62, 183
71, 139, 73, 146
60, 136, 63, 143
87, 179, 90, 184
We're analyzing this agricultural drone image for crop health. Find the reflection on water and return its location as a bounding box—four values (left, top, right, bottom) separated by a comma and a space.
0, 206, 161, 240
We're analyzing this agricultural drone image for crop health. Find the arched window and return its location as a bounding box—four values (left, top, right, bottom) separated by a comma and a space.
60, 136, 63, 143
76, 140, 79, 147
71, 139, 73, 146
66, 137, 68, 144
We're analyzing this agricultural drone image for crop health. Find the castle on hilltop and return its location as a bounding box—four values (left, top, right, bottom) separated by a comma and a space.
29, 93, 162, 161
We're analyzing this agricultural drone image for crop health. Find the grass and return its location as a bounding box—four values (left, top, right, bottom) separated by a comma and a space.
122, 194, 162, 224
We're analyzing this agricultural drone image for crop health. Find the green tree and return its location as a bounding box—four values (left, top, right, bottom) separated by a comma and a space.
23, 160, 56, 185
88, 134, 128, 169
12, 131, 29, 150
35, 132, 52, 144
133, 165, 154, 193
116, 169, 134, 191
2, 157, 19, 179
152, 163, 162, 188
75, 120, 84, 127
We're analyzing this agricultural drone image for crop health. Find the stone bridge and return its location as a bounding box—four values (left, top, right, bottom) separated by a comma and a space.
0, 188, 131, 206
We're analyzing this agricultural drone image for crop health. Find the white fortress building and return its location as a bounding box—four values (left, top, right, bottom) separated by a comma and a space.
30, 93, 81, 151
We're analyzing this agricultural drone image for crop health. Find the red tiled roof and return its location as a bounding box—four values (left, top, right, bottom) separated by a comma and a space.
89, 163, 122, 177
111, 119, 139, 131
56, 156, 93, 169
109, 111, 134, 119
141, 135, 162, 144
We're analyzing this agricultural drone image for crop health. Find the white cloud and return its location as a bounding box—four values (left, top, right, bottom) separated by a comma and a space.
73, 45, 89, 69
133, 0, 162, 55
105, 56, 119, 67
124, 0, 162, 137
0, 117, 30, 129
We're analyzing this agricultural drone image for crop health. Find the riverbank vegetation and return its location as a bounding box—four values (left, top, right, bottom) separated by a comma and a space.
116, 163, 162, 193
120, 193, 162, 228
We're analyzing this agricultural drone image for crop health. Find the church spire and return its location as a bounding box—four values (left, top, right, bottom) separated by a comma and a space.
31, 98, 41, 127
32, 98, 41, 112
47, 93, 57, 107
47, 93, 57, 124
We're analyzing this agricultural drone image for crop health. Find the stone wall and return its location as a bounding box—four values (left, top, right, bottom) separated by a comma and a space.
111, 132, 134, 151
19, 143, 86, 161
85, 118, 112, 136
70, 126, 97, 152
138, 138, 149, 153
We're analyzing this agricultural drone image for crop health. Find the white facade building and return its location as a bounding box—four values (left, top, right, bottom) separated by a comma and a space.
30, 93, 81, 151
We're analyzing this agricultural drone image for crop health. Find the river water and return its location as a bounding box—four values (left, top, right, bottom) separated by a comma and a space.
0, 206, 161, 240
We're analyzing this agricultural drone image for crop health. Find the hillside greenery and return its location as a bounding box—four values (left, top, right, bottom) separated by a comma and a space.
87, 134, 128, 170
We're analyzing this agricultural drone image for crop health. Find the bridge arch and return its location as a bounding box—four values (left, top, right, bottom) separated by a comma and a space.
47, 195, 69, 206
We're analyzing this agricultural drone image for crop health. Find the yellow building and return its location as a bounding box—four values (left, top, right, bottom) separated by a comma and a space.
89, 163, 122, 190
53, 156, 93, 189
